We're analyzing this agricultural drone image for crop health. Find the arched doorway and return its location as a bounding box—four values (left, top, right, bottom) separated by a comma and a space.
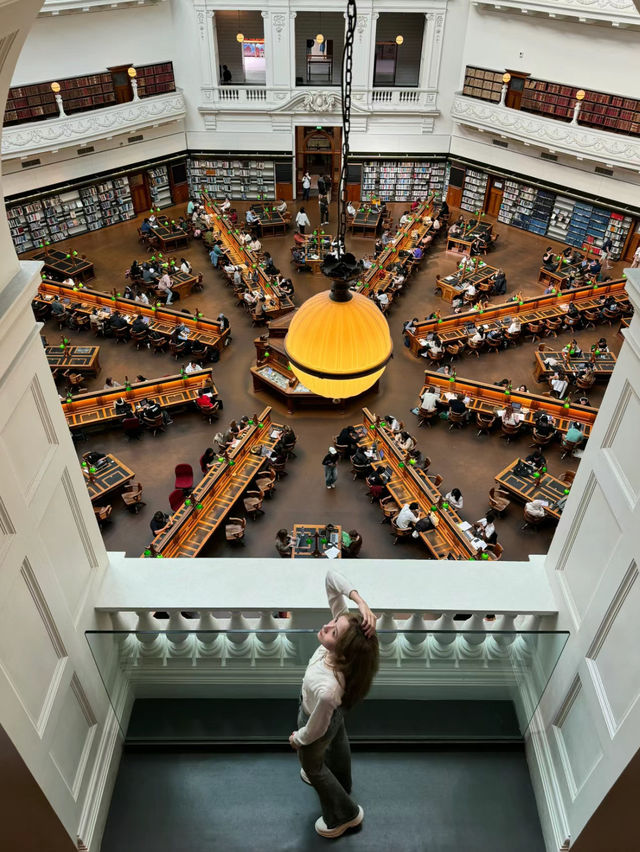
295, 126, 341, 197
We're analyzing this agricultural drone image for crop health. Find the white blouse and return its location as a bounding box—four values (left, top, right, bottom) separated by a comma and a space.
293, 570, 354, 747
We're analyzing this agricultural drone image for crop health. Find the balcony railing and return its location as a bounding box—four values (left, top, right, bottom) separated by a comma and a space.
451, 93, 640, 170
200, 86, 438, 114
1, 89, 186, 160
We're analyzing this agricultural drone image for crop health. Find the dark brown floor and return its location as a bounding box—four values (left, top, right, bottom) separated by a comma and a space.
32, 198, 624, 560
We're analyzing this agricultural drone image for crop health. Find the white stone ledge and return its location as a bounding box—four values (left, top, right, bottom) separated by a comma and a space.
1, 90, 186, 159
472, 0, 640, 28
96, 553, 558, 616
40, 0, 166, 15
451, 94, 640, 170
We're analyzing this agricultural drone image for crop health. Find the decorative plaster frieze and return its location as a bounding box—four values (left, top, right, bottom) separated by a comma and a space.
451, 94, 640, 170
40, 0, 166, 15
1, 91, 186, 160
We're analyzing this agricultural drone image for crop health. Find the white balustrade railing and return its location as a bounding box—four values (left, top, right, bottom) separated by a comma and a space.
451, 93, 640, 171
1, 89, 186, 160
370, 89, 435, 109
200, 85, 438, 113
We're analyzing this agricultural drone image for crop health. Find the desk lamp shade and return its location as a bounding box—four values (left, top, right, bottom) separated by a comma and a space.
285, 287, 392, 399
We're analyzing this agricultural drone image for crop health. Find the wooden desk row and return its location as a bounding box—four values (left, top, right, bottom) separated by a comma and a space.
83, 454, 135, 503
357, 408, 488, 560
149, 223, 189, 249
32, 247, 94, 281
534, 349, 616, 382
405, 278, 630, 356
495, 459, 570, 522
349, 206, 382, 235
355, 198, 434, 299
538, 260, 583, 288
446, 220, 496, 254
250, 203, 288, 235
437, 260, 499, 304
291, 524, 343, 558
202, 196, 295, 318
146, 406, 282, 558
62, 370, 217, 432
419, 370, 598, 438
35, 279, 229, 352
46, 344, 101, 376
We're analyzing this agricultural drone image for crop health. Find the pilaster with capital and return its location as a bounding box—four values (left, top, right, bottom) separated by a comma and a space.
287, 11, 297, 90
420, 10, 446, 92
194, 3, 217, 87
351, 5, 374, 91
265, 8, 291, 89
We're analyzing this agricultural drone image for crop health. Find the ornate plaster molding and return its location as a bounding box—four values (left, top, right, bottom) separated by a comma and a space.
451, 94, 640, 170
40, 0, 166, 15
2, 91, 186, 159
472, 0, 640, 27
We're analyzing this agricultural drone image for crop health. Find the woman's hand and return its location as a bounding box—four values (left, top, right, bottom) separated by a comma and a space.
351, 591, 377, 637
289, 733, 299, 750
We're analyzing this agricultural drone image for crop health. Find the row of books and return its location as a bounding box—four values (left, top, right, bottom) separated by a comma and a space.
187, 157, 276, 200
361, 161, 446, 201
461, 169, 488, 213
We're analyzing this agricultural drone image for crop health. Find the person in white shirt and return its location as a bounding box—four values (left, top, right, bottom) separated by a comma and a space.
220, 196, 231, 212
185, 361, 202, 374
249, 237, 262, 252
63, 276, 76, 287
474, 511, 497, 543
149, 213, 157, 225
233, 268, 243, 288
396, 501, 421, 529
135, 290, 150, 305
469, 328, 485, 345
302, 172, 311, 200
420, 386, 439, 413
507, 319, 521, 334
399, 211, 411, 226
464, 282, 476, 299
296, 207, 311, 235
432, 218, 441, 231
376, 291, 389, 309
289, 570, 377, 839
157, 271, 174, 305
501, 405, 523, 427
444, 488, 463, 510
346, 201, 356, 217
276, 199, 288, 214
179, 258, 192, 275
525, 499, 548, 519
384, 415, 401, 433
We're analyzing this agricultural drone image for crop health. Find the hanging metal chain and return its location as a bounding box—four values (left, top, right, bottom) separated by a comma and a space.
337, 0, 357, 259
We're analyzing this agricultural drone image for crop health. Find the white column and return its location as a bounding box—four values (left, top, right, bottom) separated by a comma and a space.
288, 10, 297, 89
368, 12, 379, 92
267, 7, 292, 90
261, 11, 274, 89
351, 2, 374, 91
421, 11, 447, 91
194, 3, 217, 87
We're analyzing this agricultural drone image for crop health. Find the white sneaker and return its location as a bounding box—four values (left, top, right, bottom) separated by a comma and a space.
315, 805, 364, 838
300, 768, 312, 785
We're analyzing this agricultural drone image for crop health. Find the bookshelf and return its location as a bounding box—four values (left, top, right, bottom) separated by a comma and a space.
187, 157, 276, 200
136, 62, 176, 98
521, 79, 576, 121
5, 73, 115, 125
497, 180, 554, 235
547, 196, 575, 243
460, 169, 488, 213
148, 165, 172, 208
360, 161, 446, 202
461, 67, 503, 103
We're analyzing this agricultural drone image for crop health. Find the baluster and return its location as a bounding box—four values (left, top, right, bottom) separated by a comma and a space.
109, 610, 138, 656
135, 610, 165, 658
516, 614, 541, 657
166, 610, 195, 658
459, 613, 487, 658
256, 610, 279, 643
228, 611, 252, 644
403, 612, 427, 647
224, 611, 253, 660
196, 609, 223, 657
492, 613, 517, 646
429, 612, 457, 657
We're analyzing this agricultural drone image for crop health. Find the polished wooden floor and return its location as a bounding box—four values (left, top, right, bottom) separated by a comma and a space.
31, 198, 625, 560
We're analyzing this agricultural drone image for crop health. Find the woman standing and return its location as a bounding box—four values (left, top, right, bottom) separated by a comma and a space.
289, 569, 378, 838
296, 207, 311, 235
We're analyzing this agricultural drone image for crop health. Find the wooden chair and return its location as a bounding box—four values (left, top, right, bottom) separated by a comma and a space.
390, 516, 414, 544
53, 310, 68, 330
488, 487, 511, 515
575, 373, 596, 393
74, 313, 91, 332
169, 339, 188, 360
467, 337, 485, 358
427, 473, 443, 488
504, 328, 521, 347
561, 437, 582, 459
270, 458, 288, 480
603, 307, 621, 326
33, 301, 51, 322
417, 408, 438, 428
427, 349, 444, 366
379, 496, 397, 524
561, 470, 575, 485
350, 460, 371, 480
225, 516, 246, 544
121, 482, 145, 514
333, 438, 351, 460
445, 342, 463, 361
544, 317, 563, 337
475, 411, 495, 437
113, 325, 130, 344
255, 469, 276, 498
131, 328, 148, 350
448, 410, 467, 431
521, 505, 545, 531
525, 320, 546, 342
143, 412, 166, 436
485, 542, 503, 560
195, 398, 221, 423
582, 307, 600, 329
63, 370, 87, 393
500, 421, 522, 444
530, 428, 555, 449
243, 489, 265, 520
150, 335, 167, 354
565, 313, 581, 331
93, 504, 112, 528
486, 334, 503, 354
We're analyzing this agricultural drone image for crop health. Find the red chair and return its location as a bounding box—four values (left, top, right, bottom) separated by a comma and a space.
168, 489, 186, 512
174, 463, 194, 491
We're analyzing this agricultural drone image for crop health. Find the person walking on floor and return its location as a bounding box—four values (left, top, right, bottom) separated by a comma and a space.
289, 569, 378, 838
319, 194, 329, 226
302, 171, 311, 201
296, 207, 311, 235
322, 446, 338, 489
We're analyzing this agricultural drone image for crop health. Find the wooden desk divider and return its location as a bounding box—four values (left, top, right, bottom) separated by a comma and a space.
419, 370, 598, 438
62, 370, 217, 432
358, 408, 485, 560
145, 406, 283, 558
405, 278, 630, 356
35, 278, 230, 352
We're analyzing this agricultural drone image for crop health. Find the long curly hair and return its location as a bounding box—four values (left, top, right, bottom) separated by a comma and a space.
331, 613, 380, 711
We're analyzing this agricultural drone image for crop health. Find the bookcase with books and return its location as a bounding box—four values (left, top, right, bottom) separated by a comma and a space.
460, 169, 488, 212
136, 62, 176, 98
80, 186, 104, 231
5, 73, 116, 125
521, 79, 576, 121
360, 161, 446, 202
187, 158, 276, 200
7, 202, 49, 252
148, 165, 172, 208
497, 181, 553, 235
604, 212, 633, 260
547, 196, 575, 243
461, 67, 503, 103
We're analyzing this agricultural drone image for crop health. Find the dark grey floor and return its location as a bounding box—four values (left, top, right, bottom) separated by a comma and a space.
101, 749, 545, 852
